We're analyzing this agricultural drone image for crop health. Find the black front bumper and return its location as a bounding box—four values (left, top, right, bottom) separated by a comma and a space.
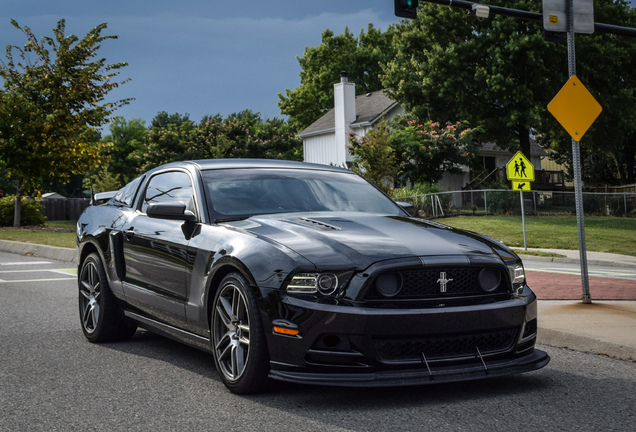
262, 286, 549, 386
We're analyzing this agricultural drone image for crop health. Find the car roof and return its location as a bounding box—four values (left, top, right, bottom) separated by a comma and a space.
155, 159, 352, 173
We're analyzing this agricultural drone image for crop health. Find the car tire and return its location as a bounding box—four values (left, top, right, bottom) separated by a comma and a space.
211, 273, 269, 394
79, 253, 137, 343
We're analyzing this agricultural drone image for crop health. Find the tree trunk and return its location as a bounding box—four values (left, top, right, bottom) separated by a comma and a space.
518, 126, 532, 159
13, 178, 22, 228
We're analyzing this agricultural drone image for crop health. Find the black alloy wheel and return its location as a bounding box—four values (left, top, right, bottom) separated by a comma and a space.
78, 253, 136, 342
211, 273, 269, 394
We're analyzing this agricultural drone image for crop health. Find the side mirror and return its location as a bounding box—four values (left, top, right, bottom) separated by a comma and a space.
396, 201, 415, 217
146, 203, 197, 222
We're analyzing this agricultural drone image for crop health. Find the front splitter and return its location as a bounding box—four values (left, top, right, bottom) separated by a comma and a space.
269, 349, 550, 387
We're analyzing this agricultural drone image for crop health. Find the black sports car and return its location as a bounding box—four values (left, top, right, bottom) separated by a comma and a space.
76, 159, 549, 394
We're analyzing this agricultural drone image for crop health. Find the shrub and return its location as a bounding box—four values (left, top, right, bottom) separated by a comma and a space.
0, 196, 46, 226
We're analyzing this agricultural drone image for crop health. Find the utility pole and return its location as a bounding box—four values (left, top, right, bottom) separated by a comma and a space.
565, 0, 592, 303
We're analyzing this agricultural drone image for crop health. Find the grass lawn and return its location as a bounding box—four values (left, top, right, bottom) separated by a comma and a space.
0, 216, 634, 257
441, 215, 636, 257
0, 220, 76, 249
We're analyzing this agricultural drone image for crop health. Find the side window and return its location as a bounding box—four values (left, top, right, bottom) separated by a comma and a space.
141, 171, 195, 214
112, 175, 144, 207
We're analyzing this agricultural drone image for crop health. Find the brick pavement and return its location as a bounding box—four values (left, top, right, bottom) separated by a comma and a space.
527, 270, 636, 300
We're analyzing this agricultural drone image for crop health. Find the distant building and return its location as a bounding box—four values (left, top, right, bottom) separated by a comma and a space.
41, 192, 67, 200
298, 74, 564, 191
298, 72, 404, 167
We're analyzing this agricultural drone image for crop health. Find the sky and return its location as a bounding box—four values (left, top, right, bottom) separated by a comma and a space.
3, 1, 634, 127
2, 1, 401, 125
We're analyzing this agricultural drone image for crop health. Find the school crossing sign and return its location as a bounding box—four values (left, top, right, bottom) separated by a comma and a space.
506, 151, 535, 191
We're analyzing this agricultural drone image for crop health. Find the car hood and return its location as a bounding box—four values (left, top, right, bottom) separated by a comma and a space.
224, 213, 508, 270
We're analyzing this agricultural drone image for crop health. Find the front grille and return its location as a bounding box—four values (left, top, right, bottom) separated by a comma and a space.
375, 329, 518, 363
365, 267, 507, 300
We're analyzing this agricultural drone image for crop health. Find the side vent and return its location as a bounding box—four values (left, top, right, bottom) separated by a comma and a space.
111, 231, 126, 280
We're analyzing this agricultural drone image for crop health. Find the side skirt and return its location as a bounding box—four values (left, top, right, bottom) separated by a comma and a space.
124, 310, 213, 354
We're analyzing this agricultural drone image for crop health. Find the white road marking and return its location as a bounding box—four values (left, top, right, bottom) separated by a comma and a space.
0, 268, 77, 283
0, 277, 76, 284
0, 269, 76, 275
0, 261, 52, 266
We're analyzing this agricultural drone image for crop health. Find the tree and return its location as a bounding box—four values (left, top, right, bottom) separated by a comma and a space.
542, 0, 636, 185
132, 110, 302, 174
135, 112, 200, 173
382, 1, 567, 158
348, 124, 398, 193
279, 24, 397, 132
99, 117, 147, 184
0, 19, 132, 226
390, 116, 482, 184
83, 167, 122, 193
220, 111, 302, 161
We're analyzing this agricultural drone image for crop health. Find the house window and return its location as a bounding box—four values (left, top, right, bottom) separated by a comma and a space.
484, 156, 496, 172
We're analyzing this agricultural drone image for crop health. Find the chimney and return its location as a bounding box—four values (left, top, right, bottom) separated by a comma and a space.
333, 71, 356, 166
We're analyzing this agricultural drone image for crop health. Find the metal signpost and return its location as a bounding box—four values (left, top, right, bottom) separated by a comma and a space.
395, 0, 618, 303
546, 0, 602, 304
506, 151, 535, 251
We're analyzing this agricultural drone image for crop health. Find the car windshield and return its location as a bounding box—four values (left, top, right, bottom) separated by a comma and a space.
202, 168, 402, 220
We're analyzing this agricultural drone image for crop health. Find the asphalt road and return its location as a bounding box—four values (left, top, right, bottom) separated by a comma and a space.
1, 251, 635, 431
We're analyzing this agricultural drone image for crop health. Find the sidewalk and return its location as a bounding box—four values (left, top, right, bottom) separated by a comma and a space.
518, 247, 636, 269
1, 240, 635, 362
519, 249, 636, 361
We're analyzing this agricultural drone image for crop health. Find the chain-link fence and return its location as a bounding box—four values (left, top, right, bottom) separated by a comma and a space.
395, 189, 636, 218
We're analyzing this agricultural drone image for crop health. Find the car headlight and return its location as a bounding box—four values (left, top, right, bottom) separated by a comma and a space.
286, 271, 352, 296
507, 262, 526, 294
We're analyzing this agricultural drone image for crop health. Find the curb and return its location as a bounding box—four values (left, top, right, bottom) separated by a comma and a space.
0, 239, 76, 263
538, 327, 636, 362
518, 254, 636, 269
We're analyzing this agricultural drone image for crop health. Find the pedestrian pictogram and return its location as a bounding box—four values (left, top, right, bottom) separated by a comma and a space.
506, 151, 535, 182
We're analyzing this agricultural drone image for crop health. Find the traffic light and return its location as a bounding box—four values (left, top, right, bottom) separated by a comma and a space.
394, 0, 418, 19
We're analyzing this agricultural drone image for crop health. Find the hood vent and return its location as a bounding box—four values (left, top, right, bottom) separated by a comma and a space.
289, 217, 341, 231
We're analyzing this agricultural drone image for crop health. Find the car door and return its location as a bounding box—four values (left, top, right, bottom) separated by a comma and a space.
121, 169, 198, 328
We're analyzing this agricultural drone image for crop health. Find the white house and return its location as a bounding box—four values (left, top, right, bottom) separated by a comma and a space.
299, 74, 560, 192
298, 73, 404, 167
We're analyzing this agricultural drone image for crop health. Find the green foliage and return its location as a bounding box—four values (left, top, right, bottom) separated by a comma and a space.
390, 116, 482, 184
389, 183, 454, 218
391, 183, 441, 198
278, 24, 397, 132
83, 167, 122, 193
99, 117, 147, 184
0, 19, 132, 193
0, 196, 45, 226
0, 19, 131, 225
382, 1, 566, 158
348, 124, 398, 193
543, 0, 636, 185
132, 110, 302, 173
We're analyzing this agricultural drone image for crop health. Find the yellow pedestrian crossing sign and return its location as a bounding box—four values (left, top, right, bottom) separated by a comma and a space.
506, 151, 535, 182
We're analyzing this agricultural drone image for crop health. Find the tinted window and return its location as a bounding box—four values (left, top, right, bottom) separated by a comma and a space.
202, 168, 401, 219
141, 171, 195, 214
111, 175, 144, 207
